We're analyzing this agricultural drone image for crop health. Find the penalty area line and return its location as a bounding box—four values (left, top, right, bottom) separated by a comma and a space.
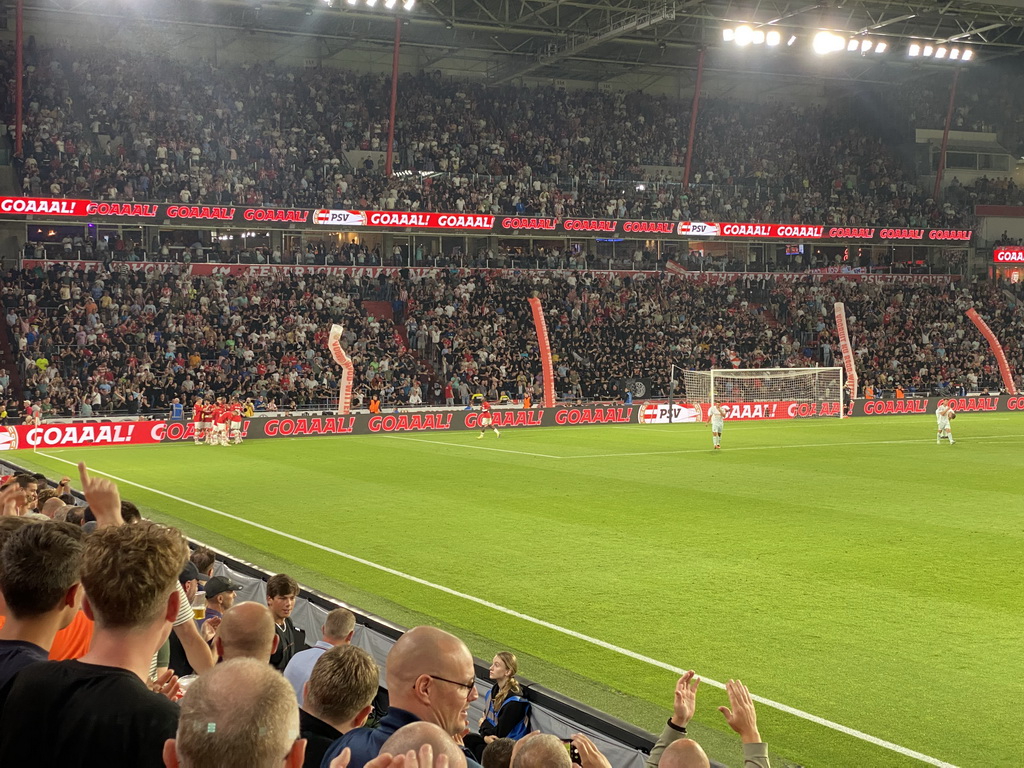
34, 450, 959, 768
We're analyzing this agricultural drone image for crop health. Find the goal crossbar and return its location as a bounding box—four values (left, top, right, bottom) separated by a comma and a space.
682, 367, 845, 419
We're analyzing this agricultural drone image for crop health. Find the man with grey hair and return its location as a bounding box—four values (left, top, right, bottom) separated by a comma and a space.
509, 733, 570, 768
285, 606, 356, 706
162, 658, 306, 768
214, 602, 279, 663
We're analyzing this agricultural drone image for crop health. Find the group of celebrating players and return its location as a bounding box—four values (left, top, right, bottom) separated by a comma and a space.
190, 397, 249, 446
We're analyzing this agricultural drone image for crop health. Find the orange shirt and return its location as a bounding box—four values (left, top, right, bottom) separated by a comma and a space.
0, 609, 93, 660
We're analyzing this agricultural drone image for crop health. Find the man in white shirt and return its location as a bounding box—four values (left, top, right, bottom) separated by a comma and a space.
708, 404, 726, 450
935, 400, 955, 445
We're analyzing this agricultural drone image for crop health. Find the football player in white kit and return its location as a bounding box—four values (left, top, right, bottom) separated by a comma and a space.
935, 400, 956, 445
709, 403, 726, 450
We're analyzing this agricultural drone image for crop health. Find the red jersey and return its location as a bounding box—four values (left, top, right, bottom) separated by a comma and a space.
192, 403, 203, 422
202, 404, 215, 421
212, 406, 230, 425
480, 401, 492, 417
229, 403, 243, 422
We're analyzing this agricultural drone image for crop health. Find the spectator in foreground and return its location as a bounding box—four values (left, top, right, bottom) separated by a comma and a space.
201, 574, 242, 628
163, 657, 307, 768
645, 673, 770, 768
268, 572, 307, 670
480, 738, 515, 768
0, 520, 189, 768
215, 601, 279, 663
285, 606, 356, 706
0, 520, 83, 686
322, 625, 483, 768
380, 722, 468, 767
300, 644, 380, 768
509, 733, 570, 768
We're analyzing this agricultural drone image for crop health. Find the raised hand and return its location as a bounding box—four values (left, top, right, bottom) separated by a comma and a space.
572, 733, 613, 768
78, 462, 123, 527
717, 679, 762, 744
672, 670, 700, 728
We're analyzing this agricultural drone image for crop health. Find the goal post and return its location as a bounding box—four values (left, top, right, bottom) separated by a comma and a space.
683, 367, 846, 419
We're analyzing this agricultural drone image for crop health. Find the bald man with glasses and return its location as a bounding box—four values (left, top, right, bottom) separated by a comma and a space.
321, 626, 483, 768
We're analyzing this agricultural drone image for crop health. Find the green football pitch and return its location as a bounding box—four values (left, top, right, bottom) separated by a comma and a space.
13, 414, 1024, 768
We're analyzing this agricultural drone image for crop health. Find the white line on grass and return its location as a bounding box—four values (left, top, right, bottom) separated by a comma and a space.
563, 434, 1024, 459
34, 451, 958, 768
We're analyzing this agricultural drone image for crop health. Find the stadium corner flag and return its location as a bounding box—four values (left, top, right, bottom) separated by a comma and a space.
833, 302, 858, 400
966, 308, 1018, 394
527, 297, 556, 407
327, 324, 356, 414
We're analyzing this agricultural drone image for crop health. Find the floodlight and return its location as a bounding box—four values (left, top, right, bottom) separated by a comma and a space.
923, 45, 933, 56
962, 48, 974, 61
403, 0, 415, 8
847, 39, 859, 52
735, 25, 753, 46
766, 30, 781, 46
909, 43, 920, 56
861, 40, 872, 52
949, 48, 960, 60
813, 31, 840, 54
384, 0, 397, 8
722, 28, 735, 42
751, 29, 765, 44
935, 47, 947, 58
875, 42, 887, 53
787, 35, 797, 46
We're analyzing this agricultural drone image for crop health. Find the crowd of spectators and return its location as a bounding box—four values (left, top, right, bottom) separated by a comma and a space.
2, 264, 1020, 416
7, 43, 1024, 229
0, 467, 773, 768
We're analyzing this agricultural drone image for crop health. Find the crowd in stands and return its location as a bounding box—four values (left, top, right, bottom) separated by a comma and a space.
0, 466, 772, 768
1, 264, 1020, 417
7, 42, 1024, 230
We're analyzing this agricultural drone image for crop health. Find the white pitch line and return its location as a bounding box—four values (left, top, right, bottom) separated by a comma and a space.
34, 451, 959, 768
382, 435, 562, 459
562, 435, 1024, 459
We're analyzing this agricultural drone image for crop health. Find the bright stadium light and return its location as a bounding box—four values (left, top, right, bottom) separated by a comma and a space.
909, 43, 920, 56
949, 47, 960, 60
813, 31, 844, 54
384, 0, 397, 7
847, 39, 859, 51
766, 30, 781, 46
751, 29, 765, 44
787, 35, 797, 46
875, 41, 887, 53
734, 25, 754, 46
722, 28, 735, 42
962, 48, 974, 61
403, 0, 415, 8
935, 47, 947, 58
861, 39, 873, 52
923, 45, 934, 56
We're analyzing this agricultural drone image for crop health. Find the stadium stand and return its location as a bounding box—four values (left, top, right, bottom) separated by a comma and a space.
10, 44, 1024, 228
2, 265, 1021, 417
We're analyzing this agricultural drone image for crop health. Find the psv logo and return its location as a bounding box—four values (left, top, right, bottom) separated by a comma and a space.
313, 209, 367, 226
0, 426, 19, 451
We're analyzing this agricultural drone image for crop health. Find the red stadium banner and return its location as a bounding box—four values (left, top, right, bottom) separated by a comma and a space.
678, 222, 972, 243
0, 421, 167, 450
994, 252, 1024, 263
313, 210, 495, 230
0, 196, 91, 216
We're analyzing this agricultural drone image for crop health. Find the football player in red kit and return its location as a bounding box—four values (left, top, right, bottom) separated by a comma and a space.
211, 398, 230, 446
228, 400, 244, 445
192, 397, 207, 445
201, 399, 217, 444
475, 396, 500, 439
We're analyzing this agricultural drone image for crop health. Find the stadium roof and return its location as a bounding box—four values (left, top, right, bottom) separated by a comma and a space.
23, 0, 1024, 85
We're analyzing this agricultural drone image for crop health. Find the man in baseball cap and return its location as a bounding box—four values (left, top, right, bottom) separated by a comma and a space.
202, 575, 243, 628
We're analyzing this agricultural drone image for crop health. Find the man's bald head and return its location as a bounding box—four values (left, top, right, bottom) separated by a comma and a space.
511, 733, 571, 768
215, 602, 278, 662
380, 722, 467, 767
41, 497, 65, 519
659, 738, 710, 768
385, 626, 469, 686
384, 626, 478, 737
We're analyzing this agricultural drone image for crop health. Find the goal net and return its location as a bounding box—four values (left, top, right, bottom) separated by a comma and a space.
682, 367, 845, 419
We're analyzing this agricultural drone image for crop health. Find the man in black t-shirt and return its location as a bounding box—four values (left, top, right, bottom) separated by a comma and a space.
0, 520, 83, 689
0, 521, 190, 768
266, 573, 307, 671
